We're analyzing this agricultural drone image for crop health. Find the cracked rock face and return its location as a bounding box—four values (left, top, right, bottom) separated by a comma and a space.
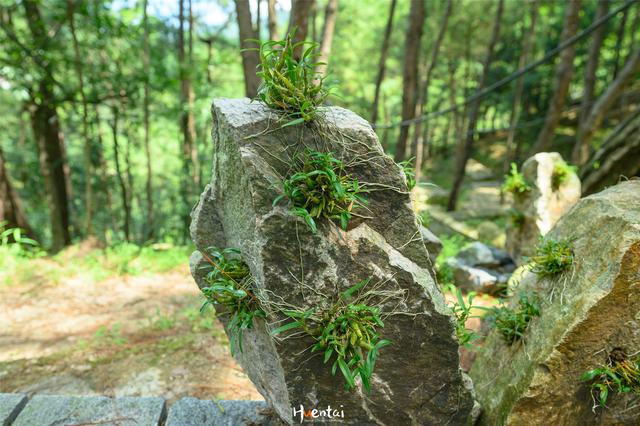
189, 98, 475, 425
471, 181, 640, 425
506, 152, 581, 263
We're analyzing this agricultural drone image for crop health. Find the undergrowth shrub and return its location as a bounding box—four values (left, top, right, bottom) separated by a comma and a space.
254, 31, 329, 125
581, 349, 640, 412
398, 159, 416, 190
529, 237, 574, 279
274, 149, 368, 233
199, 247, 265, 354
446, 285, 483, 347
502, 163, 531, 196
271, 278, 391, 393
490, 294, 540, 344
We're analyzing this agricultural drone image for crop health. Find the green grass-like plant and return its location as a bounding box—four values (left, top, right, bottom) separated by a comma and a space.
529, 237, 574, 279
551, 162, 577, 191
271, 278, 391, 393
199, 247, 265, 354
398, 159, 417, 190
502, 162, 531, 196
490, 294, 540, 344
274, 149, 368, 233
255, 31, 329, 125
447, 285, 482, 347
581, 350, 640, 412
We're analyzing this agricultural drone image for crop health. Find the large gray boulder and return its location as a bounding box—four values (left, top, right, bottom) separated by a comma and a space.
470, 181, 640, 425
506, 152, 581, 263
190, 98, 475, 425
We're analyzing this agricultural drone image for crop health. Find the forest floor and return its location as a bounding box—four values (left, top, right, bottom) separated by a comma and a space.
0, 247, 261, 403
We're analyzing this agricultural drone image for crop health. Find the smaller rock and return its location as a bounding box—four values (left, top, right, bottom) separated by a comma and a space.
12, 395, 166, 426
476, 221, 505, 248
447, 242, 515, 294
0, 393, 27, 426
166, 398, 282, 426
420, 226, 442, 264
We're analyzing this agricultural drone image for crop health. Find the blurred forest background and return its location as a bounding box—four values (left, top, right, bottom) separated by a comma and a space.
0, 0, 639, 250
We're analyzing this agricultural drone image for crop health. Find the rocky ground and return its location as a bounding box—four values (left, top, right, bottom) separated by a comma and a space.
0, 260, 261, 403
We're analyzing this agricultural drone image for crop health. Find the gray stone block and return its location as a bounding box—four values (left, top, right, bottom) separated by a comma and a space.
0, 393, 27, 426
166, 398, 281, 426
12, 395, 166, 426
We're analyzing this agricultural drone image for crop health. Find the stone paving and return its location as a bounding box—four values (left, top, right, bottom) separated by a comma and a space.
0, 393, 276, 426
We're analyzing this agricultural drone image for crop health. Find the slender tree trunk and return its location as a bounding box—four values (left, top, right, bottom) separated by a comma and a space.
235, 0, 261, 97
612, 7, 629, 79
412, 0, 452, 182
66, 0, 94, 237
94, 106, 117, 240
0, 147, 33, 237
188, 0, 200, 188
571, 0, 609, 165
370, 0, 397, 125
393, 0, 425, 162
268, 0, 278, 41
142, 0, 154, 240
315, 0, 338, 77
110, 103, 130, 242
288, 0, 314, 58
23, 0, 71, 251
444, 60, 458, 153
531, 0, 581, 153
574, 48, 640, 160
255, 0, 261, 40
504, 0, 538, 173
447, 0, 504, 211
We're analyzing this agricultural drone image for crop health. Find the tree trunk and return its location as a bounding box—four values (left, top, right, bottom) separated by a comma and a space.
110, 103, 130, 242
531, 0, 581, 153
315, 0, 338, 78
66, 0, 94, 237
447, 0, 504, 211
288, 0, 314, 58
268, 0, 278, 41
503, 0, 538, 173
393, 0, 425, 162
574, 47, 640, 161
23, 0, 71, 252
581, 108, 640, 195
412, 0, 452, 182
142, 0, 154, 240
571, 0, 609, 165
612, 7, 629, 79
370, 0, 397, 125
0, 147, 33, 237
94, 105, 117, 241
235, 0, 261, 97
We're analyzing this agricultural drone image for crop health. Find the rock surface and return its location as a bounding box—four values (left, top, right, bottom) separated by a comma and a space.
12, 395, 166, 426
166, 397, 282, 426
0, 393, 27, 426
470, 181, 640, 425
420, 225, 442, 265
447, 242, 516, 294
506, 152, 581, 263
190, 98, 475, 425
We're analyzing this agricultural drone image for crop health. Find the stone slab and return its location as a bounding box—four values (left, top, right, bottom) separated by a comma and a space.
0, 393, 27, 426
166, 398, 282, 426
12, 395, 165, 426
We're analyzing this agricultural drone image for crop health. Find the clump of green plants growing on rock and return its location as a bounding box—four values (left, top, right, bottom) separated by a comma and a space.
398, 159, 416, 190
502, 163, 531, 196
529, 237, 574, 279
581, 349, 640, 412
199, 247, 265, 354
254, 31, 329, 125
274, 149, 368, 233
271, 278, 391, 393
490, 294, 540, 345
551, 162, 577, 191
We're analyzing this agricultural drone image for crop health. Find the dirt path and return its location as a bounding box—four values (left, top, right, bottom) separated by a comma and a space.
0, 264, 261, 403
